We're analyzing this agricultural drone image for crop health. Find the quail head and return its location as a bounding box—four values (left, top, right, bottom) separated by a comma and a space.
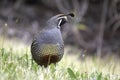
31, 13, 74, 67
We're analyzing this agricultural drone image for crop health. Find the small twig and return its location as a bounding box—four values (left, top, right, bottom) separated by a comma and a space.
106, 15, 120, 29
112, 20, 120, 34
96, 0, 109, 57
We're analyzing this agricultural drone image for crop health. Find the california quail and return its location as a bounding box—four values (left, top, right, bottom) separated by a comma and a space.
31, 13, 74, 67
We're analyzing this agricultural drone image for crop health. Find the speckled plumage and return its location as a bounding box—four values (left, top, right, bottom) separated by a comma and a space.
31, 28, 64, 67
31, 13, 74, 67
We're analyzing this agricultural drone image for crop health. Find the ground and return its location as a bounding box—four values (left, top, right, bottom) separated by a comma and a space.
0, 38, 120, 80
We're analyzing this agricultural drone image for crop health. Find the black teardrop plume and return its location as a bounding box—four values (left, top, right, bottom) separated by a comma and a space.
67, 13, 75, 17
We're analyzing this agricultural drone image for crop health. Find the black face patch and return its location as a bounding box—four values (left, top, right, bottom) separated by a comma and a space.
58, 18, 67, 26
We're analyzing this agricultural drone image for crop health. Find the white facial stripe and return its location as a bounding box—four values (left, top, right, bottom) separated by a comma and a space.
58, 19, 62, 27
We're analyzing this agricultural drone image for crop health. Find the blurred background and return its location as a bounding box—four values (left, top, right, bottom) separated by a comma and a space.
0, 0, 120, 57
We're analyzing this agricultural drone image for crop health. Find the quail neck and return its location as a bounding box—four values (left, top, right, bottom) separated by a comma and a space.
35, 18, 64, 45
37, 26, 63, 44
36, 16, 65, 44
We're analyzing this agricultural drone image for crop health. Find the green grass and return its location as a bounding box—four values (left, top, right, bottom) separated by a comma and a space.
0, 38, 120, 80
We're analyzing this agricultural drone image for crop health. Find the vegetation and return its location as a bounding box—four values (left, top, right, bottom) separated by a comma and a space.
0, 38, 120, 80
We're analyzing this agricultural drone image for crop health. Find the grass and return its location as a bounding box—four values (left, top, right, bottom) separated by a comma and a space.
0, 38, 120, 80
